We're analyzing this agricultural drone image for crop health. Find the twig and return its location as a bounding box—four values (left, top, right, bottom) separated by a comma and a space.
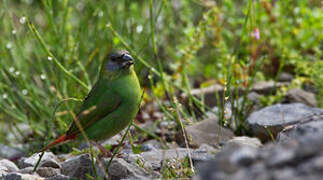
173, 97, 194, 174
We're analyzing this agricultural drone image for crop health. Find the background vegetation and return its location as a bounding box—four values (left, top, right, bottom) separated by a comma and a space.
0, 0, 322, 164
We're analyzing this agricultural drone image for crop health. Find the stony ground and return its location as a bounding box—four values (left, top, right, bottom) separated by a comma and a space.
1, 75, 322, 180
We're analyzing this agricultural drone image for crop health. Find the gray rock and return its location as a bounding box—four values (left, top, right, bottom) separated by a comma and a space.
296, 155, 323, 175
61, 154, 94, 180
140, 144, 156, 152
219, 140, 259, 168
277, 114, 323, 143
101, 134, 122, 147
142, 140, 162, 150
139, 148, 214, 170
18, 152, 60, 169
18, 152, 60, 168
192, 145, 217, 163
180, 84, 225, 108
247, 92, 262, 111
230, 163, 270, 180
36, 167, 60, 178
230, 146, 258, 166
225, 136, 262, 148
18, 166, 61, 179
181, 81, 289, 109
271, 168, 298, 180
106, 158, 150, 180
196, 121, 323, 180
251, 81, 290, 95
205, 105, 233, 126
18, 167, 34, 174
278, 72, 294, 82
264, 142, 298, 167
2, 172, 43, 180
122, 153, 158, 178
196, 159, 239, 180
247, 103, 323, 141
176, 118, 234, 147
0, 159, 19, 173
196, 144, 217, 153
282, 88, 317, 107
0, 144, 24, 160
44, 174, 70, 180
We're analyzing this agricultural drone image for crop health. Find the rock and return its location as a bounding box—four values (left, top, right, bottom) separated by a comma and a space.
2, 172, 43, 180
139, 148, 214, 170
123, 153, 157, 176
263, 141, 298, 168
61, 154, 94, 180
303, 82, 318, 94
180, 81, 290, 110
271, 167, 297, 180
36, 167, 60, 178
176, 118, 234, 147
196, 158, 239, 180
277, 114, 323, 143
140, 143, 157, 152
205, 105, 232, 125
247, 92, 261, 109
106, 158, 150, 180
278, 72, 294, 82
18, 167, 34, 174
222, 141, 259, 167
196, 144, 217, 153
0, 144, 24, 160
225, 136, 262, 148
282, 88, 317, 107
229, 163, 269, 180
44, 174, 70, 180
180, 84, 226, 108
192, 145, 217, 163
196, 129, 323, 180
296, 155, 323, 175
247, 103, 323, 141
141, 140, 162, 151
18, 152, 60, 169
0, 159, 19, 173
101, 134, 122, 147
251, 81, 289, 95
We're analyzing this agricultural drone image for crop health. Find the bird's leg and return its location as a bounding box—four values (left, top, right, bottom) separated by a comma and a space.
91, 141, 124, 158
109, 143, 124, 158
91, 141, 113, 157
110, 141, 125, 152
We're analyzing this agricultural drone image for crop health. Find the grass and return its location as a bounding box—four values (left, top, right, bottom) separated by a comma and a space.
0, 0, 322, 179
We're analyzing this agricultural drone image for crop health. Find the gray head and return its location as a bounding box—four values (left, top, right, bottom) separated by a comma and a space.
105, 50, 134, 72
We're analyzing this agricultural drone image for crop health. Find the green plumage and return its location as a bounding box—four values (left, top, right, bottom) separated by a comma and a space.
41, 50, 141, 151
68, 51, 141, 140
67, 66, 141, 140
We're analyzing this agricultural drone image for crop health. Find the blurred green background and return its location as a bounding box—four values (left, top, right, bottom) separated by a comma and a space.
0, 0, 322, 152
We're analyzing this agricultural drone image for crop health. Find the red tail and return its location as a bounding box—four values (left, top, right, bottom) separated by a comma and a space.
40, 134, 77, 152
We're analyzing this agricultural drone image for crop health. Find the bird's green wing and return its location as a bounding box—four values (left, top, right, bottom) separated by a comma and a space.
66, 79, 121, 136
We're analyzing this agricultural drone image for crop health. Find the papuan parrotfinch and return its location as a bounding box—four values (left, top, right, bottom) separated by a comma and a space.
41, 50, 141, 151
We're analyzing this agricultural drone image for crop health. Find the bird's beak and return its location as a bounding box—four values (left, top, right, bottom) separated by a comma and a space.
122, 54, 134, 67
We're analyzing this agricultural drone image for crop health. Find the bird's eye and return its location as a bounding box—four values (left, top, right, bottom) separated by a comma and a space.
111, 56, 117, 62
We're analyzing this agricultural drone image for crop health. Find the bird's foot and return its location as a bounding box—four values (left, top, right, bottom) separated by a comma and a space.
110, 142, 125, 152
91, 141, 113, 157
92, 141, 125, 158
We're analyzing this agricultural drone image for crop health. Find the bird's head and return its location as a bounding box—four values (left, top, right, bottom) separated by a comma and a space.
104, 50, 134, 73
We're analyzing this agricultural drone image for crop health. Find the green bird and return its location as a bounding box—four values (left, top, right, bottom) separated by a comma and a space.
41, 50, 141, 152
